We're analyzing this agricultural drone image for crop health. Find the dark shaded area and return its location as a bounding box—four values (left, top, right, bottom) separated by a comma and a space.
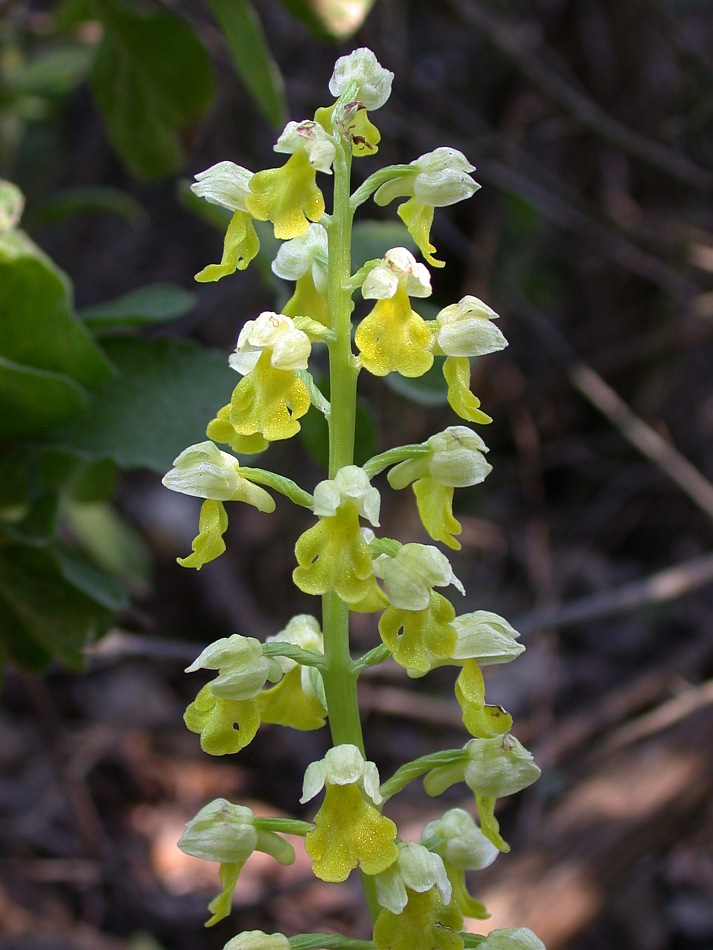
2, 0, 713, 947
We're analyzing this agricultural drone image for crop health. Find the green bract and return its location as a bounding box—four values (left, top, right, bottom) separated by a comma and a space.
166, 44, 546, 950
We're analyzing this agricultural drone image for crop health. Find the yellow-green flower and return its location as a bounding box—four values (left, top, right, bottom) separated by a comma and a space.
183, 635, 282, 755
190, 162, 260, 280
373, 885, 464, 950
293, 466, 383, 605
355, 247, 434, 377
421, 808, 498, 919
301, 744, 398, 882
223, 933, 290, 950
480, 929, 547, 950
206, 405, 269, 456
227, 312, 312, 443
246, 121, 334, 239
178, 799, 295, 927
258, 615, 328, 731
434, 296, 507, 358
373, 542, 464, 612
387, 426, 492, 550
374, 148, 479, 267
374, 840, 451, 914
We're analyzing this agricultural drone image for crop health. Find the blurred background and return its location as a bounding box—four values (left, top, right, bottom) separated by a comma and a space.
1, 0, 713, 947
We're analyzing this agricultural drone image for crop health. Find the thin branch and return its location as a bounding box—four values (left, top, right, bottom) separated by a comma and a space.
447, 0, 713, 192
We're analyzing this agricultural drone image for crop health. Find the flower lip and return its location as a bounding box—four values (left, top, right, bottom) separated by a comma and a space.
329, 47, 394, 111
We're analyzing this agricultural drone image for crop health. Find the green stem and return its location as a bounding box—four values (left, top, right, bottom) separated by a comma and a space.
318, 139, 381, 926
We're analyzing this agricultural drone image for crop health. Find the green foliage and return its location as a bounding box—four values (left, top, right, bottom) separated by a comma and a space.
204, 0, 287, 127
90, 0, 215, 179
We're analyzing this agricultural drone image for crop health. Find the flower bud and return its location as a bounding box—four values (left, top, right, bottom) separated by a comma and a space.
272, 223, 329, 294
223, 933, 290, 950
162, 442, 275, 512
463, 736, 541, 798
421, 808, 498, 871
450, 611, 524, 665
480, 928, 547, 950
178, 799, 258, 864
329, 47, 394, 110
435, 296, 507, 358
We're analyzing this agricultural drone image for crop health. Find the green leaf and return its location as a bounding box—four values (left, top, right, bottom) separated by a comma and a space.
79, 282, 196, 330
0, 492, 59, 546
28, 186, 147, 228
0, 543, 125, 669
0, 229, 114, 387
4, 45, 94, 97
0, 357, 88, 439
203, 0, 287, 127
90, 0, 215, 178
39, 336, 238, 473
384, 358, 451, 407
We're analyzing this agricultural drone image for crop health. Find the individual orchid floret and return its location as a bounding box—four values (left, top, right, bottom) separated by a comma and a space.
329, 47, 394, 111
450, 611, 525, 666
479, 929, 547, 950
424, 735, 541, 852
373, 884, 464, 950
301, 744, 398, 881
162, 441, 276, 510
434, 296, 507, 358
230, 311, 312, 375
387, 426, 492, 550
293, 467, 384, 605
258, 615, 328, 731
272, 223, 330, 326
374, 148, 479, 267
223, 312, 312, 443
183, 636, 282, 757
421, 808, 498, 919
374, 840, 451, 915
425, 735, 540, 800
355, 247, 434, 378
178, 799, 295, 927
185, 634, 282, 701
223, 933, 290, 950
246, 121, 333, 239
191, 162, 260, 280
373, 542, 465, 612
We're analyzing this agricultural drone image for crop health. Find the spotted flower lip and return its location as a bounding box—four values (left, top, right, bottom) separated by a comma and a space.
229, 312, 312, 375
191, 161, 253, 211
362, 247, 432, 300
329, 47, 394, 110
275, 120, 336, 174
